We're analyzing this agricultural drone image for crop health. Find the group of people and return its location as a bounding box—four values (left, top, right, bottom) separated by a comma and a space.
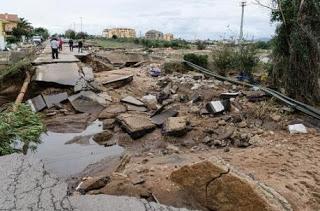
50, 37, 84, 59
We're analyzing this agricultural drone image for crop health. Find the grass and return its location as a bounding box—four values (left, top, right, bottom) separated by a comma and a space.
0, 59, 32, 84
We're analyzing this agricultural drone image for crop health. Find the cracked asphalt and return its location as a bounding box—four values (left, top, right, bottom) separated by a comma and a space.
0, 154, 191, 211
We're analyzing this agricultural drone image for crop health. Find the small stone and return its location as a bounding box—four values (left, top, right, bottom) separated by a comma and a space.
76, 176, 110, 194
102, 119, 116, 130
271, 114, 281, 122
218, 120, 227, 126
238, 121, 247, 128
92, 130, 114, 146
213, 140, 222, 147
190, 106, 200, 114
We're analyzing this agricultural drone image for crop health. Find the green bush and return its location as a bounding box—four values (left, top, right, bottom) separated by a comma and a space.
212, 45, 259, 76
183, 53, 208, 68
0, 104, 45, 155
212, 46, 237, 75
255, 40, 272, 50
162, 62, 187, 74
196, 41, 207, 50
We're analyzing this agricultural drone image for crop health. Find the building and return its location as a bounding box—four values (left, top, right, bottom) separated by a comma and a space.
164, 33, 174, 41
103, 28, 136, 39
0, 19, 8, 50
145, 30, 164, 40
0, 13, 19, 36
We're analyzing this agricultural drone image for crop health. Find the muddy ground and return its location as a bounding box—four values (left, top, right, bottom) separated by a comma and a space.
27, 46, 320, 211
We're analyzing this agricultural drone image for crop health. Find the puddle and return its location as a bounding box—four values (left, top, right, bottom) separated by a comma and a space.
31, 120, 124, 178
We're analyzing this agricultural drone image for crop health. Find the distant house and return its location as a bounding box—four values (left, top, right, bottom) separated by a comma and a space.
0, 13, 19, 36
0, 19, 8, 50
103, 28, 136, 39
145, 30, 164, 40
164, 33, 174, 41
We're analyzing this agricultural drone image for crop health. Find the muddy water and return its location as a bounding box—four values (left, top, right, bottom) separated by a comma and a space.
31, 120, 124, 178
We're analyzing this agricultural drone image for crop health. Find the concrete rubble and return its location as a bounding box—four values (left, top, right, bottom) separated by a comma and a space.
117, 113, 156, 139
7, 42, 319, 211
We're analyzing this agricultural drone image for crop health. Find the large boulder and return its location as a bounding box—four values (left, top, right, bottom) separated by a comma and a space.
171, 157, 292, 211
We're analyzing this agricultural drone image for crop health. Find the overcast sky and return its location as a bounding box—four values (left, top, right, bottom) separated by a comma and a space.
1, 0, 276, 40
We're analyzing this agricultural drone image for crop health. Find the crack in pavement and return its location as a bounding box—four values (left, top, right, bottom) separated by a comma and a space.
205, 168, 230, 208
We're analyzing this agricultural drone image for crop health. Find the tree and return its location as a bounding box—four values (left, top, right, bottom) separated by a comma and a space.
76, 32, 88, 39
65, 29, 76, 39
12, 18, 33, 40
32, 27, 49, 39
256, 0, 320, 104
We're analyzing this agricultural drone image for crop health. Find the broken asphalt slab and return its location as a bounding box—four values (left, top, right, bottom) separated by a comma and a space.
117, 113, 156, 139
69, 91, 106, 114
0, 154, 192, 211
121, 96, 145, 107
33, 63, 81, 86
151, 108, 179, 126
95, 70, 133, 88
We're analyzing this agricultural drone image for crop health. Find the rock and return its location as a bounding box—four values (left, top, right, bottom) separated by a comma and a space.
170, 85, 179, 94
126, 104, 148, 112
203, 136, 213, 144
93, 130, 114, 146
238, 121, 248, 128
288, 124, 307, 134
121, 96, 145, 107
151, 108, 178, 126
142, 94, 157, 104
244, 91, 268, 102
220, 92, 240, 99
68, 91, 106, 114
271, 114, 282, 122
190, 106, 200, 114
170, 158, 292, 211
77, 176, 110, 194
213, 140, 222, 147
103, 119, 116, 130
99, 104, 127, 119
166, 144, 180, 153
218, 120, 227, 126
117, 114, 156, 139
163, 117, 189, 137
191, 94, 202, 103
206, 100, 230, 115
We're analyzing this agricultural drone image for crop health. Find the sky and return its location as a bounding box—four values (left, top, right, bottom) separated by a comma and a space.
1, 0, 276, 40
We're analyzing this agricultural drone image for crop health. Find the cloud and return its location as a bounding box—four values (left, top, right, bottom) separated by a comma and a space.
1, 0, 275, 40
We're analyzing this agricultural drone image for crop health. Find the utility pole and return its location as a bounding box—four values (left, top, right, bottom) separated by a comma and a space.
80, 17, 83, 32
239, 1, 246, 42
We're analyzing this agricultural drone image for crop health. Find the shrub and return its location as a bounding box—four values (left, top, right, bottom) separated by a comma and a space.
212, 46, 237, 75
0, 104, 45, 155
212, 45, 259, 77
183, 53, 208, 68
162, 62, 187, 74
196, 41, 207, 50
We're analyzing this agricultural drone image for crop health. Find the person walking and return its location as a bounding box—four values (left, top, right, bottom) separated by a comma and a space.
68, 39, 74, 52
58, 38, 63, 51
50, 37, 59, 59
78, 40, 83, 53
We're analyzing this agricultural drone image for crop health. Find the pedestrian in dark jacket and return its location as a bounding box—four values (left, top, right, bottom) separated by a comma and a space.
78, 40, 83, 53
69, 39, 74, 52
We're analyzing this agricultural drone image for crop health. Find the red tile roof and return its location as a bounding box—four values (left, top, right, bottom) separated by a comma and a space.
0, 13, 19, 22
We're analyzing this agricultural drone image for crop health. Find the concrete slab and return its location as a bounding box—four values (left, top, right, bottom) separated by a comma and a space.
121, 96, 145, 106
69, 91, 106, 114
32, 54, 80, 65
117, 114, 156, 139
99, 104, 127, 119
33, 63, 80, 86
163, 117, 189, 137
151, 108, 179, 126
27, 95, 46, 112
42, 92, 68, 108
